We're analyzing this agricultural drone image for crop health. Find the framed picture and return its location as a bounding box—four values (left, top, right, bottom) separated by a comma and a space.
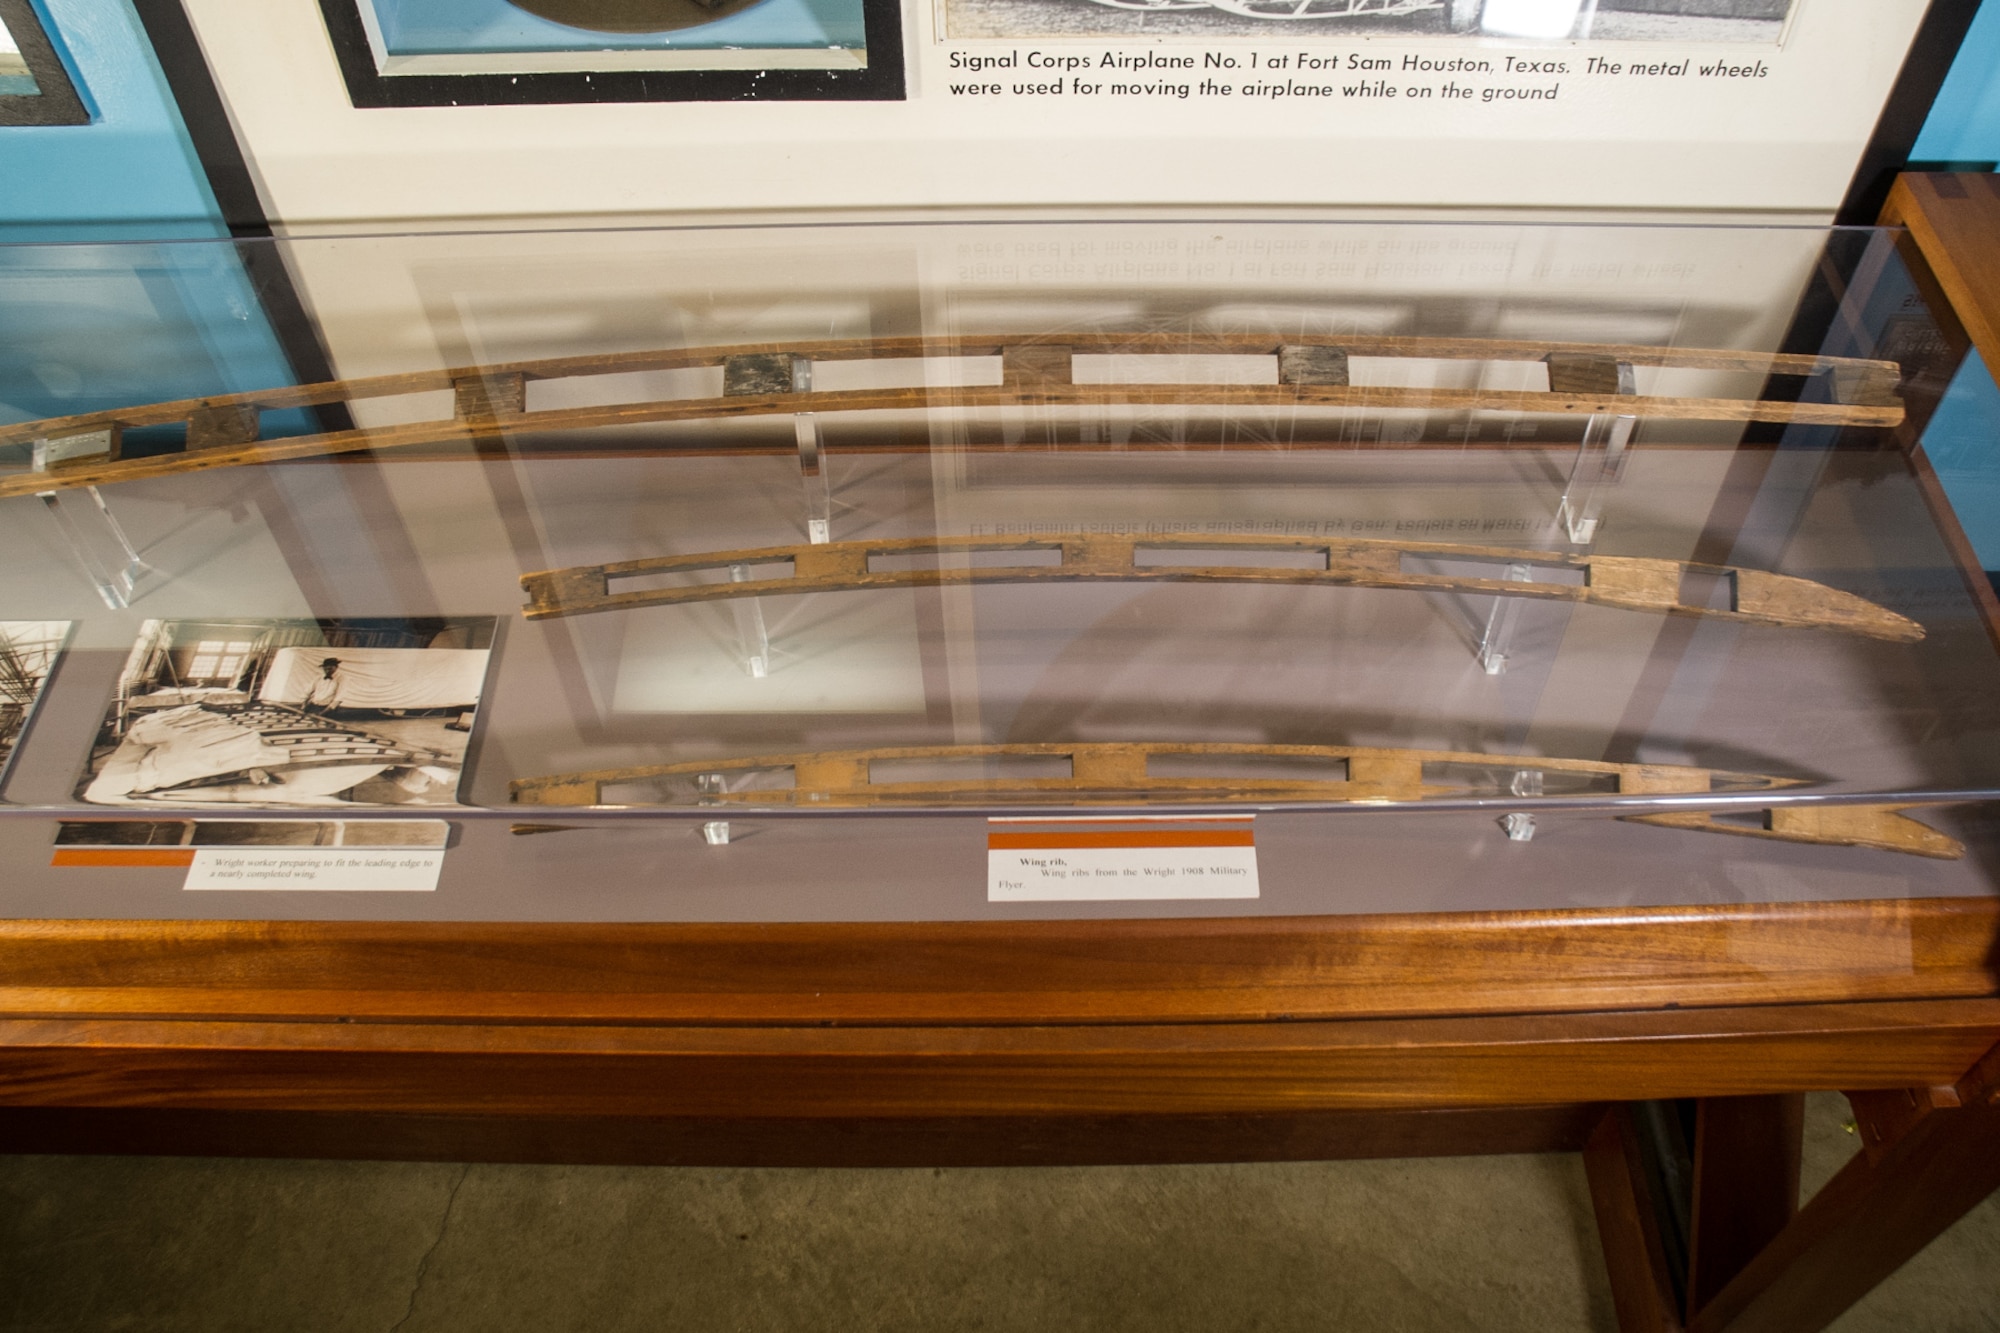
0, 0, 88, 125
318, 0, 906, 106
77, 617, 497, 810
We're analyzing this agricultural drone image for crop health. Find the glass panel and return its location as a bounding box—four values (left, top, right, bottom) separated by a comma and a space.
1, 218, 1996, 920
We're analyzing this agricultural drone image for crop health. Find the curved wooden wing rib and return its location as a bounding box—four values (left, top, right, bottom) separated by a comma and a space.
506, 741, 1959, 859
0, 334, 1902, 499
1625, 808, 1963, 860
518, 532, 1923, 643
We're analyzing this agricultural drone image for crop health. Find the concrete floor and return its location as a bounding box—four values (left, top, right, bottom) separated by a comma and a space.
1, 1095, 1995, 1332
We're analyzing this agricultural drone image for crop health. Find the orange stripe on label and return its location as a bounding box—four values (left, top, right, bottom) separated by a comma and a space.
50, 848, 197, 868
988, 816, 1254, 824
987, 831, 1256, 850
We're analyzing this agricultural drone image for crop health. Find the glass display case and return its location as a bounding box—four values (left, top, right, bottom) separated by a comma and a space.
2, 215, 1997, 923
9, 200, 2000, 1328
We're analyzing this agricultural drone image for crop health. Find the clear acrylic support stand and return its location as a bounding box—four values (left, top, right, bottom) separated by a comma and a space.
696, 776, 734, 843
1555, 412, 1636, 546
729, 563, 771, 678
1475, 563, 1537, 675
797, 413, 832, 545
722, 351, 832, 546
38, 485, 156, 609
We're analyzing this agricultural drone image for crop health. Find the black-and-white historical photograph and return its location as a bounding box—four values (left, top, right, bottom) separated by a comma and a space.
944, 0, 1795, 43
0, 621, 70, 785
76, 617, 496, 809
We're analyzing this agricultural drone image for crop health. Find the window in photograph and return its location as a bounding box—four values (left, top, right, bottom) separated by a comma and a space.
185, 641, 255, 683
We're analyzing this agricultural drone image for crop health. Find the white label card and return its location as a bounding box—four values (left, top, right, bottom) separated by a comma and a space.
987, 818, 1259, 902
183, 848, 444, 891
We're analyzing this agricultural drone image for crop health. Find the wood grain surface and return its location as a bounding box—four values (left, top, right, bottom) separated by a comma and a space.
0, 898, 1991, 1028
3, 1000, 1998, 1118
1686, 1094, 1805, 1317
1883, 174, 2000, 382
1883, 176, 2000, 659
1585, 1106, 1687, 1333
1687, 1039, 2000, 1333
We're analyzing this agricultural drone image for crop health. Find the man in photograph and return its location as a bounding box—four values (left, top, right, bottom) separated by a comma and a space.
302, 657, 345, 715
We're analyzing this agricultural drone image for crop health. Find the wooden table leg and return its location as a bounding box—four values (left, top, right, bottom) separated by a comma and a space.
1686, 1094, 1805, 1317
1689, 1042, 2000, 1333
1584, 1105, 1685, 1333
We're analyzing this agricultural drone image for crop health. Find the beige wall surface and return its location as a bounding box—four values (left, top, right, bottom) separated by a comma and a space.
184, 0, 1927, 226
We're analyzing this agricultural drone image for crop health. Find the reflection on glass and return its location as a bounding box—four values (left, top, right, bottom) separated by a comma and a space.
2, 221, 1997, 861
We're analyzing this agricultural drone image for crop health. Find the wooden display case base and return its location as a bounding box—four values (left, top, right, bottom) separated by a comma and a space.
0, 1103, 1608, 1168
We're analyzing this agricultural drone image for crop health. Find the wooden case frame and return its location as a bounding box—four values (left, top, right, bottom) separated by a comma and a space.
4, 175, 2000, 1333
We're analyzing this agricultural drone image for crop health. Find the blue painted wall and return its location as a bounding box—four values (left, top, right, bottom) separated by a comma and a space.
0, 0, 224, 240
0, 1, 309, 434
1924, 354, 2000, 569
0, 238, 317, 435
1914, 0, 2000, 164
1911, 3, 2000, 570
